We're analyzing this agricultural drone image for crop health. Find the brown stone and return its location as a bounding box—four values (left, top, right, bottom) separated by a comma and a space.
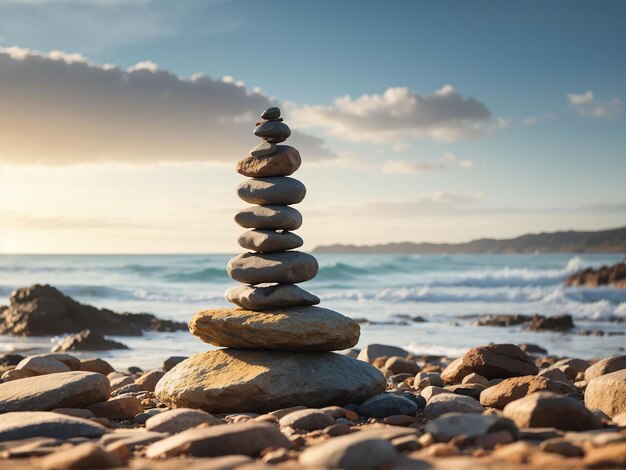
146, 408, 223, 434
441, 344, 538, 384
189, 307, 359, 351
0, 411, 108, 441
155, 349, 386, 414
585, 369, 626, 417
479, 376, 560, 409
16, 356, 70, 375
503, 391, 601, 431
39, 442, 122, 470
357, 344, 410, 364
0, 371, 110, 412
135, 370, 165, 392
87, 397, 143, 420
585, 355, 626, 381
80, 358, 115, 375
145, 422, 290, 458
383, 357, 421, 375
237, 145, 301, 177
279, 409, 335, 430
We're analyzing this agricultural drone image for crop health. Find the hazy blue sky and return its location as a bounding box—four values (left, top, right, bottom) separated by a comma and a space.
0, 0, 625, 253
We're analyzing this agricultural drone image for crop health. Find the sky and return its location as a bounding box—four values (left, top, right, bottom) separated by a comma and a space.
0, 0, 625, 253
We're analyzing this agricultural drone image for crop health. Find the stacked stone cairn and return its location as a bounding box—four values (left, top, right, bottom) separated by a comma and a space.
155, 107, 386, 413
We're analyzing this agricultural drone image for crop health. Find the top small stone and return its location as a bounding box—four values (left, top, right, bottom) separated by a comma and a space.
261, 107, 281, 120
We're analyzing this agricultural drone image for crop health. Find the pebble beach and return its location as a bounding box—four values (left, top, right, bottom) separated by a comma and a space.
1, 342, 626, 469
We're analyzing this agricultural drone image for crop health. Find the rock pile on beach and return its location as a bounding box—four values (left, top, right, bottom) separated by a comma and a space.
1, 345, 626, 469
154, 107, 386, 413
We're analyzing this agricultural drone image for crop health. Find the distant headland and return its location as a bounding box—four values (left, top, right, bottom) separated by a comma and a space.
313, 226, 626, 254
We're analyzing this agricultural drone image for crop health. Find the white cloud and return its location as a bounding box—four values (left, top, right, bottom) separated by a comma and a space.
567, 90, 621, 119
0, 46, 334, 165
568, 91, 594, 106
587, 98, 622, 119
381, 152, 475, 175
287, 85, 491, 144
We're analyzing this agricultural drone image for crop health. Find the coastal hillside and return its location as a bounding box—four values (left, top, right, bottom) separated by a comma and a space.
313, 226, 626, 254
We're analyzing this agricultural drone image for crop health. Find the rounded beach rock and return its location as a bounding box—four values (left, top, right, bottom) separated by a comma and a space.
237, 145, 301, 177
503, 391, 601, 431
261, 107, 280, 120
585, 369, 626, 417
248, 141, 277, 158
0, 371, 110, 412
155, 349, 386, 413
224, 284, 320, 310
357, 344, 410, 364
441, 344, 538, 384
279, 409, 335, 430
584, 355, 626, 381
234, 205, 302, 231
238, 229, 303, 253
146, 408, 223, 434
238, 180, 305, 210
87, 396, 143, 420
299, 433, 397, 469
16, 356, 71, 375
227, 251, 318, 285
253, 121, 291, 143
189, 306, 359, 351
0, 411, 108, 441
479, 375, 560, 409
145, 422, 289, 458
423, 393, 484, 420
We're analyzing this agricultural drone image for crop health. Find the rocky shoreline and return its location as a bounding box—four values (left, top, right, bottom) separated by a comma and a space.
565, 261, 626, 289
1, 344, 625, 469
0, 285, 187, 338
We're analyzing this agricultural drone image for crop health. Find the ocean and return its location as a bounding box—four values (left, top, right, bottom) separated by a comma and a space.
1, 253, 625, 369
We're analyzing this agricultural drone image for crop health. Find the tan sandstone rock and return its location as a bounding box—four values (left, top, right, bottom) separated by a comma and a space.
189, 307, 359, 351
480, 376, 560, 409
585, 369, 626, 417
441, 344, 538, 384
145, 422, 290, 458
503, 391, 601, 431
0, 371, 110, 412
155, 349, 386, 413
237, 145, 301, 177
584, 355, 626, 381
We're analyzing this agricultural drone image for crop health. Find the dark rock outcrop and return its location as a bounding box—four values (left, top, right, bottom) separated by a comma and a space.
565, 262, 626, 288
0, 284, 186, 336
52, 330, 129, 352
470, 314, 575, 331
528, 314, 574, 331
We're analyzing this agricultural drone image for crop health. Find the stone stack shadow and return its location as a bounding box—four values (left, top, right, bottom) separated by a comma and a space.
154, 108, 386, 413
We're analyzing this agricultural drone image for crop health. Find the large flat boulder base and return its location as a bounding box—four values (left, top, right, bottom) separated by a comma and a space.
155, 349, 386, 413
